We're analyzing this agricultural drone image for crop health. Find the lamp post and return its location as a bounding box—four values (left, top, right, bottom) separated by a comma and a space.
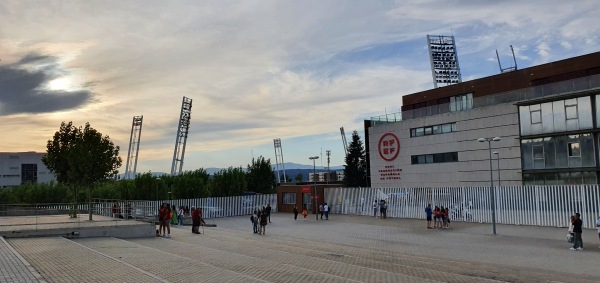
309, 156, 319, 220
493, 151, 500, 187
478, 137, 501, 235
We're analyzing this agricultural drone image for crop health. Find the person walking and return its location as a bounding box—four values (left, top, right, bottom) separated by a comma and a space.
324, 203, 329, 220
266, 204, 272, 223
293, 206, 298, 221
425, 204, 432, 229
319, 204, 324, 220
373, 200, 378, 218
568, 215, 575, 244
570, 212, 583, 251
379, 200, 387, 219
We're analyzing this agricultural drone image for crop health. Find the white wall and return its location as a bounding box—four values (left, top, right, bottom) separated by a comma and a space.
369, 103, 522, 187
0, 152, 55, 188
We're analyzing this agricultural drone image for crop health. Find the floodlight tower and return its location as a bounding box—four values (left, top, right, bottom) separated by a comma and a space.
273, 138, 286, 183
124, 115, 143, 180
427, 35, 462, 88
171, 96, 192, 176
340, 127, 348, 156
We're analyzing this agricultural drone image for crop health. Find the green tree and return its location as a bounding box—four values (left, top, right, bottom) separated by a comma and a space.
210, 167, 247, 197
343, 130, 367, 187
294, 173, 304, 182
42, 122, 122, 218
246, 156, 276, 194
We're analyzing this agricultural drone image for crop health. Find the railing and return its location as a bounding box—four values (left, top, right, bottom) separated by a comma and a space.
94, 194, 278, 220
325, 186, 600, 229
371, 74, 600, 123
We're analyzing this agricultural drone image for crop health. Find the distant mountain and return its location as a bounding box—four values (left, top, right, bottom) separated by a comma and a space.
273, 162, 344, 170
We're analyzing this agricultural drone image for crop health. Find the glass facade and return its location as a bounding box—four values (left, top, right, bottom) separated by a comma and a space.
521, 95, 598, 185
410, 122, 456, 137
411, 152, 458, 165
450, 93, 473, 112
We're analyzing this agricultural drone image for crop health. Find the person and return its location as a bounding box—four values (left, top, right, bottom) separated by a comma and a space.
164, 204, 172, 238
266, 204, 272, 223
251, 210, 258, 233
293, 206, 298, 221
373, 200, 378, 218
596, 216, 600, 248
259, 209, 268, 235
301, 206, 308, 221
379, 200, 387, 219
112, 202, 120, 218
191, 206, 201, 234
324, 203, 329, 220
440, 206, 445, 228
444, 207, 450, 229
158, 203, 170, 237
568, 215, 575, 244
425, 204, 432, 229
434, 206, 442, 229
178, 206, 185, 226
570, 212, 583, 251
170, 204, 178, 225
319, 204, 324, 220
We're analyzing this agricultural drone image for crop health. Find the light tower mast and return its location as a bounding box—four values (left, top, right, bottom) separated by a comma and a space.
171, 96, 192, 176
273, 138, 286, 183
124, 115, 143, 180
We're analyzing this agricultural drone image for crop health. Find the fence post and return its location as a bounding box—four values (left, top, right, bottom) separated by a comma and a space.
534, 186, 541, 226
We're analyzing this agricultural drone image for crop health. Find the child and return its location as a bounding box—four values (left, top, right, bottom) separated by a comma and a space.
178, 206, 185, 226
301, 206, 308, 221
251, 210, 258, 233
444, 207, 450, 229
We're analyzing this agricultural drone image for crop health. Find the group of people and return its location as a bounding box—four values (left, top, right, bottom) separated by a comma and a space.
424, 204, 450, 229
250, 204, 271, 235
157, 203, 205, 237
373, 200, 387, 219
291, 203, 329, 221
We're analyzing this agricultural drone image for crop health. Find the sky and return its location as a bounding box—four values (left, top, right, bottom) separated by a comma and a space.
1, 1, 599, 174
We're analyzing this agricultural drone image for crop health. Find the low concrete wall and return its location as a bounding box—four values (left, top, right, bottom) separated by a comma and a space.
0, 223, 155, 239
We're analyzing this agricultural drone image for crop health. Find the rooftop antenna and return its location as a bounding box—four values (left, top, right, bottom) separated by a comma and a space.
496, 45, 518, 73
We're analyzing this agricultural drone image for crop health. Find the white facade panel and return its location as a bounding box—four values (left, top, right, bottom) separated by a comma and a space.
369, 103, 522, 187
0, 152, 55, 188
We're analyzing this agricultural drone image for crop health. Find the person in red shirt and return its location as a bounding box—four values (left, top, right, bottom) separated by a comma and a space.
159, 203, 171, 238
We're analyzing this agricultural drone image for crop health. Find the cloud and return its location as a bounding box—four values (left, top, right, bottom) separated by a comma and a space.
0, 53, 93, 116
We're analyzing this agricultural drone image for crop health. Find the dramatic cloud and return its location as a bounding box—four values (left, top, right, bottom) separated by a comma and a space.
0, 1, 598, 170
0, 54, 93, 115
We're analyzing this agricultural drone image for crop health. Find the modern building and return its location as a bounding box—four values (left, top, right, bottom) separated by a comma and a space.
0, 152, 55, 188
365, 51, 600, 187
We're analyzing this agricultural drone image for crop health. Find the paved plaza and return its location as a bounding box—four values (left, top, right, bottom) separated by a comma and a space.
1, 213, 599, 282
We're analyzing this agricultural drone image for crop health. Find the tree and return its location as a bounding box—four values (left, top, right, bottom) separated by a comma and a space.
210, 167, 247, 197
294, 173, 304, 182
343, 130, 367, 187
246, 156, 276, 194
42, 122, 122, 218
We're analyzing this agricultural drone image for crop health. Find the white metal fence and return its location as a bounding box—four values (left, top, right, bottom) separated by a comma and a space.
324, 186, 600, 229
94, 194, 277, 220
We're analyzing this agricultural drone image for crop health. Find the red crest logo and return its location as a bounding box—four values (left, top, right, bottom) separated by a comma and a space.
378, 133, 400, 161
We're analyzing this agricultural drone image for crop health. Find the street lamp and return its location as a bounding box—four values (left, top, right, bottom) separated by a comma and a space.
478, 137, 501, 235
309, 156, 319, 220
493, 151, 500, 187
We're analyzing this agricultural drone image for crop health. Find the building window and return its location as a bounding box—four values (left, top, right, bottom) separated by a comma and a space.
568, 142, 581, 157
450, 93, 472, 112
411, 152, 458, 164
21, 164, 37, 184
532, 144, 544, 169
565, 105, 578, 120
410, 122, 456, 137
282, 193, 296, 205
530, 109, 541, 124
